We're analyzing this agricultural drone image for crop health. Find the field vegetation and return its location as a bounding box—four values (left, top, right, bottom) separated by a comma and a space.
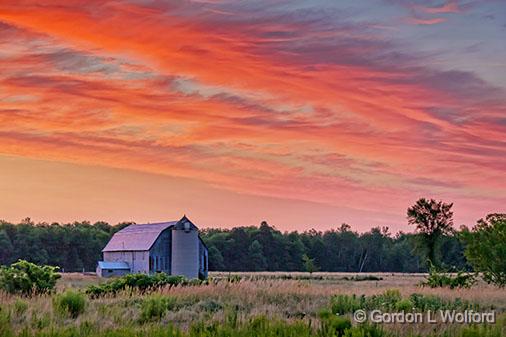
0, 272, 505, 337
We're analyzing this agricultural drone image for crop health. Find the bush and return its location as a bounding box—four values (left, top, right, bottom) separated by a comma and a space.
422, 262, 476, 289
13, 299, 28, 317
319, 310, 352, 337
0, 260, 61, 295
139, 295, 175, 322
53, 290, 86, 318
461, 213, 506, 287
395, 299, 414, 312
86, 273, 195, 298
331, 294, 362, 315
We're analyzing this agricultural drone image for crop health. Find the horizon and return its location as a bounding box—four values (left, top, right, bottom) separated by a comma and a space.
1, 1, 505, 232
0, 191, 490, 235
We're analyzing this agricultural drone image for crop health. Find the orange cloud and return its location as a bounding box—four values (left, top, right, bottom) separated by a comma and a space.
0, 1, 504, 228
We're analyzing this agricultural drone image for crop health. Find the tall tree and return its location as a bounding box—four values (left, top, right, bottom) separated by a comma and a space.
302, 254, 318, 274
407, 198, 454, 267
461, 214, 506, 287
248, 240, 267, 271
207, 246, 224, 271
0, 229, 13, 264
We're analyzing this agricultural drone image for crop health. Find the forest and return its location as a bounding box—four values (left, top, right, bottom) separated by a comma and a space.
0, 217, 467, 273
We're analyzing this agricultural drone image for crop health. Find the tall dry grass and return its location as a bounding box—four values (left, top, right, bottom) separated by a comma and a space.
0, 272, 504, 336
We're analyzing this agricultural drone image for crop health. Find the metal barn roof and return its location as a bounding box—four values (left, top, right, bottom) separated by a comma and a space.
102, 221, 177, 252
97, 261, 130, 270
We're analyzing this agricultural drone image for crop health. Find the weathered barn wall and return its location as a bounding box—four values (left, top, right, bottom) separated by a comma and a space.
149, 228, 172, 273
171, 228, 199, 278
103, 251, 149, 273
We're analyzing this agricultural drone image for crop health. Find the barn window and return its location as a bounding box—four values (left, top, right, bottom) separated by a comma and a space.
107, 269, 113, 273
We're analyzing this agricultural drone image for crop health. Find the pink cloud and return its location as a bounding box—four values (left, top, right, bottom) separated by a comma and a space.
0, 1, 504, 229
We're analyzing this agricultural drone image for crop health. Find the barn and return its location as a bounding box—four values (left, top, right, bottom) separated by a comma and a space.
96, 216, 208, 279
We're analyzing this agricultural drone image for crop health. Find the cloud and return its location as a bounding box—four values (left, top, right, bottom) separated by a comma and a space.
395, 0, 464, 25
0, 1, 505, 227
417, 0, 460, 14
406, 17, 447, 25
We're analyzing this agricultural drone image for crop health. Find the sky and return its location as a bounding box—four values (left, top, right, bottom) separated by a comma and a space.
0, 0, 505, 232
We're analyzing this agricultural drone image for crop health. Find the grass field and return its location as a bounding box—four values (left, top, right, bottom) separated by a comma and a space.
1, 272, 505, 337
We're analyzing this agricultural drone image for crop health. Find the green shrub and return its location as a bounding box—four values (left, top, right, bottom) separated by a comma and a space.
395, 298, 414, 312
422, 263, 476, 289
0, 260, 60, 295
86, 273, 195, 298
31, 312, 51, 330
343, 324, 386, 337
53, 290, 86, 318
376, 289, 402, 309
408, 293, 478, 311
319, 309, 352, 337
461, 213, 506, 287
331, 294, 362, 315
0, 306, 12, 337
13, 299, 28, 317
139, 295, 175, 322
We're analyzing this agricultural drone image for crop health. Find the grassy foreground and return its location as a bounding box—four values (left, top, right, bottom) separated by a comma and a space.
0, 272, 505, 337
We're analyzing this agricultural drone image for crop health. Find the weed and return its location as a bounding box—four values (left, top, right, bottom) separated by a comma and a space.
330, 289, 482, 315
331, 294, 362, 315
53, 290, 86, 318
422, 263, 476, 289
86, 273, 196, 297
13, 299, 28, 317
139, 295, 175, 322
197, 299, 223, 313
319, 309, 352, 337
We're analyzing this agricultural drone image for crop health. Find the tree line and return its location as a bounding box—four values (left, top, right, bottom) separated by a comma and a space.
0, 198, 503, 277
202, 222, 467, 272
0, 219, 131, 272
0, 220, 464, 273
